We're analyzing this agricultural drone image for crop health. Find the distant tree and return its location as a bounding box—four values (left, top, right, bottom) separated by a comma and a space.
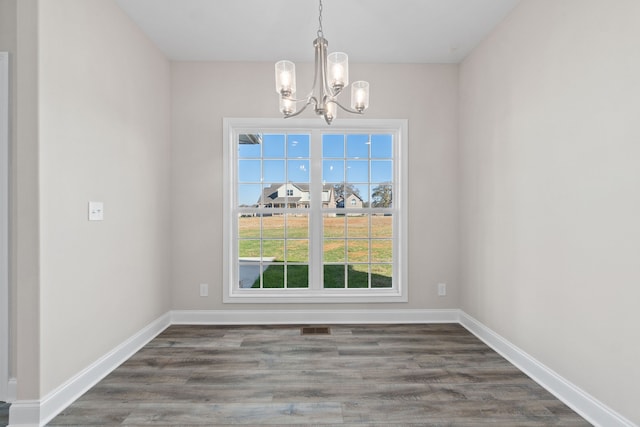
371, 184, 392, 208
333, 183, 361, 200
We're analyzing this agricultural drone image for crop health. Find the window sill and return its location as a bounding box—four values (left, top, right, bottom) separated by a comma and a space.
223, 288, 408, 304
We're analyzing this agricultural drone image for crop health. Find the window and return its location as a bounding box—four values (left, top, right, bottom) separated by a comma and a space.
224, 119, 407, 303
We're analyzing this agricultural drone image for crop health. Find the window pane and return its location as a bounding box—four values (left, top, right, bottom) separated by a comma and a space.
264, 160, 285, 182
239, 240, 260, 259
263, 240, 284, 261
322, 185, 337, 208
262, 265, 284, 288
239, 262, 262, 288
287, 214, 308, 238
371, 160, 392, 183
287, 134, 309, 158
347, 240, 369, 262
238, 160, 261, 182
355, 184, 369, 206
287, 160, 309, 183
263, 215, 284, 238
371, 239, 392, 263
322, 134, 344, 157
347, 215, 369, 238
346, 160, 368, 183
371, 184, 393, 208
324, 239, 345, 263
347, 264, 369, 288
263, 134, 285, 158
238, 214, 260, 238
371, 215, 392, 238
335, 184, 368, 207
371, 264, 393, 288
238, 184, 262, 207
370, 134, 392, 158
287, 265, 309, 288
284, 183, 307, 208
323, 160, 344, 183
286, 240, 308, 263
324, 265, 345, 288
262, 184, 281, 208
238, 134, 262, 158
324, 215, 345, 238
332, 184, 345, 202
346, 134, 369, 158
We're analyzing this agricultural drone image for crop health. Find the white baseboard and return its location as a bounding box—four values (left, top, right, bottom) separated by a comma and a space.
6, 377, 16, 402
459, 311, 636, 427
9, 312, 171, 427
7, 400, 39, 427
170, 308, 460, 325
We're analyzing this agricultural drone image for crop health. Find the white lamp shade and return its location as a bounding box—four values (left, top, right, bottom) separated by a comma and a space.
275, 60, 296, 95
327, 52, 348, 91
279, 97, 296, 115
351, 81, 369, 111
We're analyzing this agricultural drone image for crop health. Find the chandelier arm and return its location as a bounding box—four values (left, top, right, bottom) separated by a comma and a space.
286, 94, 314, 104
329, 98, 365, 115
308, 39, 322, 101
284, 97, 318, 119
312, 37, 334, 107
317, 37, 336, 98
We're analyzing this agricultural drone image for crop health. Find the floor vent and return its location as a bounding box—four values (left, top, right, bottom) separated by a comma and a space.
301, 327, 331, 335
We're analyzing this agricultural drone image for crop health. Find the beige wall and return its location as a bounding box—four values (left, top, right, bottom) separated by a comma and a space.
0, 0, 17, 393
459, 0, 640, 423
37, 0, 172, 396
171, 62, 459, 310
14, 0, 40, 401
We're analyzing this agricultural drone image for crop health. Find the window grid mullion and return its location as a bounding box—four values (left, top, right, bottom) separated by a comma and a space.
283, 138, 287, 289
367, 137, 372, 289
341, 134, 347, 289
310, 129, 323, 290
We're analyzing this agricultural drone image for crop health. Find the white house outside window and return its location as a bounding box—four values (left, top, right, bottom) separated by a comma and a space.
223, 119, 407, 303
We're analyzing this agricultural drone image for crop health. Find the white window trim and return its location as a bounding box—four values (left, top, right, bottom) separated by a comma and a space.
0, 52, 10, 400
223, 118, 408, 304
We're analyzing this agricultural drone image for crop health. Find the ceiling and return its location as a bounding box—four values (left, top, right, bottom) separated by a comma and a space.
114, 0, 521, 64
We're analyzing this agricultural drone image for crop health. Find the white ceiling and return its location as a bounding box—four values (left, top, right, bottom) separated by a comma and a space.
114, 0, 521, 64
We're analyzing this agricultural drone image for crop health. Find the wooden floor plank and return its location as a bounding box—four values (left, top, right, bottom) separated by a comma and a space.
49, 324, 591, 426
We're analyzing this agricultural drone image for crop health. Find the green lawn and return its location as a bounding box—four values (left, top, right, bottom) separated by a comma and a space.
239, 214, 392, 289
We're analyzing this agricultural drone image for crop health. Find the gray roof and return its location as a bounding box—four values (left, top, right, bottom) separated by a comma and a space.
257, 183, 333, 205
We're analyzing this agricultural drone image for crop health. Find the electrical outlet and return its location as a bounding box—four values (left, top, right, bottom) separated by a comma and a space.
437, 283, 447, 296
88, 201, 104, 221
199, 283, 209, 297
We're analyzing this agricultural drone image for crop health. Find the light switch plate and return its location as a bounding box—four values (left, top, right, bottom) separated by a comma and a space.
200, 283, 209, 297
88, 201, 104, 221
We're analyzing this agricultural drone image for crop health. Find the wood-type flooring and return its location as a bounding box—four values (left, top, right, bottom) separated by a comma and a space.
49, 324, 591, 426
0, 401, 8, 427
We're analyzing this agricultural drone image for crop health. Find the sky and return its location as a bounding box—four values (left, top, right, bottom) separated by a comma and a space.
238, 133, 393, 207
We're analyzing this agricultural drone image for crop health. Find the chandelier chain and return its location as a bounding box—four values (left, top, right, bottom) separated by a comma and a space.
317, 0, 324, 38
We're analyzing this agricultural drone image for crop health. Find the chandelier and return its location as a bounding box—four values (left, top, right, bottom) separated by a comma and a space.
274, 0, 370, 125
